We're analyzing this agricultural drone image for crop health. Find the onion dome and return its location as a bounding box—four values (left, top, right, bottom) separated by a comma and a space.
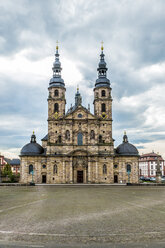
21, 132, 44, 156
116, 132, 139, 156
95, 42, 110, 88
49, 41, 65, 88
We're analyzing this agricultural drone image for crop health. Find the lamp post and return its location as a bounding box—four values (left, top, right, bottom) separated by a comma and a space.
127, 164, 131, 185
31, 170, 34, 184
127, 170, 131, 184
30, 170, 35, 186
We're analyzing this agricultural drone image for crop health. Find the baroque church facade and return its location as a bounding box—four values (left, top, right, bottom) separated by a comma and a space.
20, 44, 139, 184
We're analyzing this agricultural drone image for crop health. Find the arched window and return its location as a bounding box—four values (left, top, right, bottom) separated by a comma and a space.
54, 164, 57, 174
54, 90, 59, 97
102, 90, 106, 97
54, 103, 59, 113
127, 164, 131, 173
58, 135, 62, 143
103, 164, 107, 174
90, 130, 95, 139
77, 133, 83, 145
65, 130, 70, 140
29, 164, 33, 174
99, 135, 102, 143
101, 103, 106, 112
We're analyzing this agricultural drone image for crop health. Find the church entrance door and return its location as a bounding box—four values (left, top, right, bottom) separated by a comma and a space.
42, 175, 47, 183
77, 171, 83, 183
114, 175, 118, 183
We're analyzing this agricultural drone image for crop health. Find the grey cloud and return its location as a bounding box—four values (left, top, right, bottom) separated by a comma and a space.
136, 146, 145, 149
0, 0, 165, 156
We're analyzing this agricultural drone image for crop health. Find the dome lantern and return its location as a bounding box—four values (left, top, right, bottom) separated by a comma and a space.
123, 131, 128, 143
31, 131, 36, 143
75, 86, 82, 106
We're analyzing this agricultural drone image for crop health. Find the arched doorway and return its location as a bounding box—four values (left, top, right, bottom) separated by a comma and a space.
71, 151, 88, 183
77, 171, 83, 183
114, 175, 118, 183
42, 175, 47, 183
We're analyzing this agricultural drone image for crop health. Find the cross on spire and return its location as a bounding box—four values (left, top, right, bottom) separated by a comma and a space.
101, 41, 104, 51
77, 85, 79, 92
56, 40, 59, 50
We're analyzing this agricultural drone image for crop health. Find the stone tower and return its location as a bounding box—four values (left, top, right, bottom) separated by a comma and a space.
93, 44, 112, 119
48, 44, 66, 119
93, 44, 113, 154
47, 44, 66, 145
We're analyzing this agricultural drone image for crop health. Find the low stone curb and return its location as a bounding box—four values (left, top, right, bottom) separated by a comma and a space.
1, 183, 165, 186
127, 183, 165, 186
0, 183, 33, 186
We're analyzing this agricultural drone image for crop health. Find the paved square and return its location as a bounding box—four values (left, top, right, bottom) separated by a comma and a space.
0, 185, 165, 247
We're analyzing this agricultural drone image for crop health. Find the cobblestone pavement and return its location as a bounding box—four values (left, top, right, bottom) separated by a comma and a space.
0, 185, 165, 247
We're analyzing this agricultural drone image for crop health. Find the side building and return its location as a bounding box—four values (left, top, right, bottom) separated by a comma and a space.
0, 156, 20, 174
139, 152, 165, 177
20, 44, 139, 184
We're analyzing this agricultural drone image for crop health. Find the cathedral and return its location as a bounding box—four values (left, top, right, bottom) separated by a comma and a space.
20, 44, 139, 184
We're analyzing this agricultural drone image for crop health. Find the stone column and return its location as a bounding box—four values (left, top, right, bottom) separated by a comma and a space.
96, 161, 98, 183
70, 161, 73, 183
63, 161, 65, 183
88, 161, 91, 183
84, 169, 86, 183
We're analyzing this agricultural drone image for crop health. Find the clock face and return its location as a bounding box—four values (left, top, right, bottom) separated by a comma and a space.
53, 112, 59, 119
101, 112, 107, 119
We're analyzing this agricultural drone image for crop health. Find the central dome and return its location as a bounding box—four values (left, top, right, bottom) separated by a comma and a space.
116, 133, 139, 156
20, 133, 44, 156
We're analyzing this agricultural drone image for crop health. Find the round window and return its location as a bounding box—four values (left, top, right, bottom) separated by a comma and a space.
78, 113, 82, 118
114, 164, 118, 169
42, 164, 46, 169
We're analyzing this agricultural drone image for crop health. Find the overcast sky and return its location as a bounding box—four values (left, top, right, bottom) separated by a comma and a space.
0, 0, 165, 158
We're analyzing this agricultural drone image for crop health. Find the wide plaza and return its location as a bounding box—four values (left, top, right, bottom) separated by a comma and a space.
0, 185, 165, 248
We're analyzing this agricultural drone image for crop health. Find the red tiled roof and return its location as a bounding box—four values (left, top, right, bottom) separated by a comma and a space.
139, 152, 163, 161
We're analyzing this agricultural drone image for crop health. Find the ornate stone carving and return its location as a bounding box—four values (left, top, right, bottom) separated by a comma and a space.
73, 156, 88, 168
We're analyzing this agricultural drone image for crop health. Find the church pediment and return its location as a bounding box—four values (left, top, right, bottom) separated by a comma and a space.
66, 149, 91, 156
65, 105, 96, 120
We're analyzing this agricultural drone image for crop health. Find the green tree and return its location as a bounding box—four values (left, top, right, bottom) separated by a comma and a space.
2, 164, 14, 182
2, 164, 12, 176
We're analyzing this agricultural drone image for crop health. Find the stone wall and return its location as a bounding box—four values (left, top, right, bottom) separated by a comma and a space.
20, 154, 139, 184
114, 156, 139, 183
